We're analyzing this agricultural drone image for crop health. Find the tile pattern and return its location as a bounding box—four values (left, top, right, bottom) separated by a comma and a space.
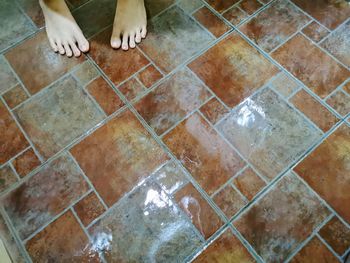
74, 192, 106, 226
302, 21, 330, 43
233, 167, 266, 201
3, 84, 29, 109
12, 148, 41, 178
136, 64, 163, 88
326, 90, 350, 117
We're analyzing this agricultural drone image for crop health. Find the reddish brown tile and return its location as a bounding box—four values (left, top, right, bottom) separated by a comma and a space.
74, 192, 106, 226
223, 7, 248, 26
189, 32, 278, 108
344, 82, 350, 95
234, 173, 330, 262
118, 78, 146, 101
0, 165, 18, 193
135, 69, 211, 135
5, 31, 84, 95
3, 84, 29, 108
271, 72, 300, 98
175, 183, 223, 239
12, 148, 41, 178
233, 167, 266, 200
295, 124, 350, 224
272, 34, 350, 99
3, 153, 89, 239
239, 0, 263, 15
136, 64, 162, 88
302, 21, 330, 42
164, 113, 245, 195
17, 0, 44, 28
326, 90, 350, 117
205, 0, 240, 13
71, 110, 169, 207
199, 97, 229, 125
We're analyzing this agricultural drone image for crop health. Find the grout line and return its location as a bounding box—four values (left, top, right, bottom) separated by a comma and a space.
316, 233, 343, 261
323, 80, 350, 103
0, 146, 31, 170
318, 16, 350, 45
343, 247, 350, 260
8, 162, 21, 181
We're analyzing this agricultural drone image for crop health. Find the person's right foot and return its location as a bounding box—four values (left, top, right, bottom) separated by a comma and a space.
40, 0, 89, 57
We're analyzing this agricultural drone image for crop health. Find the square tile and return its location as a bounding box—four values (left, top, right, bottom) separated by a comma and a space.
3, 84, 29, 109
270, 72, 300, 98
223, 7, 248, 26
72, 60, 99, 86
89, 180, 203, 262
135, 69, 211, 135
326, 90, 350, 117
302, 21, 329, 43
205, 0, 240, 13
2, 153, 89, 239
136, 64, 163, 88
272, 34, 350, 99
12, 148, 41, 178
139, 6, 213, 73
240, 0, 310, 52
0, 165, 18, 193
164, 113, 245, 195
199, 97, 229, 125
238, 0, 263, 15
74, 192, 106, 226
218, 88, 321, 180
189, 32, 278, 108
0, 56, 18, 94
118, 78, 146, 101
234, 173, 330, 262
15, 76, 104, 160
295, 124, 350, 224
233, 167, 266, 200
71, 110, 169, 207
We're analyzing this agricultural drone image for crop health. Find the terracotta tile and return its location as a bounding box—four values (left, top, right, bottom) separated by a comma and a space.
0, 56, 18, 94
199, 97, 229, 125
12, 148, 41, 178
193, 6, 231, 38
291, 0, 350, 30
239, 0, 263, 15
233, 167, 266, 200
326, 90, 350, 117
118, 78, 146, 101
213, 184, 247, 218
175, 183, 224, 239
90, 27, 149, 86
218, 88, 321, 180
193, 228, 255, 263
189, 32, 278, 108
26, 211, 100, 262
144, 0, 176, 18
205, 0, 240, 13
17, 0, 44, 28
178, 0, 203, 13
223, 7, 248, 26
73, 61, 99, 86
135, 69, 211, 135
3, 84, 29, 109
15, 76, 104, 160
0, 101, 29, 165
270, 72, 300, 98
89, 180, 202, 262
71, 110, 169, 207
295, 124, 350, 223
3, 153, 89, 239
234, 173, 330, 262
164, 113, 245, 195
139, 6, 213, 73
272, 34, 350, 99
290, 89, 339, 132
136, 64, 162, 88
74, 192, 106, 226
302, 21, 329, 43
0, 165, 18, 193
343, 82, 350, 95
86, 76, 124, 115
319, 217, 350, 256
290, 237, 339, 263
240, 0, 310, 52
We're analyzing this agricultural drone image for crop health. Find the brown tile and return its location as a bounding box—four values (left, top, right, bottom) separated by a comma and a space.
193, 6, 231, 38
189, 32, 278, 108
5, 31, 84, 95
291, 0, 350, 30
144, 0, 176, 18
326, 90, 350, 117
17, 0, 44, 28
26, 211, 100, 262
234, 173, 330, 262
213, 184, 247, 218
343, 82, 350, 95
0, 56, 18, 94
74, 192, 106, 226
290, 237, 339, 263
3, 84, 29, 108
71, 110, 169, 207
302, 21, 329, 43
86, 76, 124, 115
0, 165, 18, 193
193, 229, 255, 263
175, 183, 223, 239
135, 69, 211, 135
73, 61, 99, 86
164, 113, 245, 195
223, 7, 248, 26
205, 0, 240, 13
0, 101, 29, 165
136, 64, 162, 88
240, 0, 310, 52
12, 148, 41, 178
233, 167, 266, 200
272, 34, 350, 99
239, 0, 263, 15
199, 97, 229, 125
290, 89, 339, 132
118, 78, 146, 101
295, 124, 350, 224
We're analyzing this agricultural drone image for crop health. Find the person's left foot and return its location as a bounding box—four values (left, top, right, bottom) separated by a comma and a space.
110, 0, 147, 50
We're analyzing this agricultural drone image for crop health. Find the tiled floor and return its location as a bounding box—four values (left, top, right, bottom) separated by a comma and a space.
0, 0, 349, 262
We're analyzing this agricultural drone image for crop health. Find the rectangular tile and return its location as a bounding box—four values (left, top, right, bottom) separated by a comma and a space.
12, 148, 41, 178
223, 6, 248, 26
3, 84, 29, 109
73, 192, 106, 226
238, 0, 263, 15
205, 0, 240, 13
302, 21, 329, 43
233, 167, 266, 201
199, 97, 229, 125
270, 72, 300, 98
136, 64, 163, 89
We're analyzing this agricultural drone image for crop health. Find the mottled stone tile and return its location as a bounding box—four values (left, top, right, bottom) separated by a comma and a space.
302, 21, 329, 43
118, 78, 146, 101
175, 183, 223, 239
270, 72, 300, 98
0, 165, 17, 193
223, 7, 248, 26
3, 84, 29, 109
234, 173, 330, 262
189, 32, 278, 108
71, 110, 169, 207
139, 6, 213, 73
233, 167, 266, 201
290, 89, 339, 132
295, 124, 350, 224
239, 0, 263, 15
136, 65, 163, 88
199, 97, 229, 125
2, 153, 89, 239
0, 56, 18, 94
26, 211, 100, 262
17, 0, 44, 28
164, 113, 245, 195
144, 0, 175, 18
343, 82, 350, 95
15, 76, 104, 160
0, 101, 29, 165
74, 192, 106, 226
178, 0, 203, 13
326, 90, 350, 117
193, 228, 255, 263
272, 34, 350, 99
240, 0, 309, 52
205, 0, 240, 13
73, 61, 99, 86
12, 148, 41, 178
89, 180, 202, 262
218, 88, 321, 180
135, 69, 211, 135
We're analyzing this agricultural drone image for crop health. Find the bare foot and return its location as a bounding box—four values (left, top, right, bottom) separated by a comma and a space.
39, 0, 89, 57
110, 0, 147, 50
